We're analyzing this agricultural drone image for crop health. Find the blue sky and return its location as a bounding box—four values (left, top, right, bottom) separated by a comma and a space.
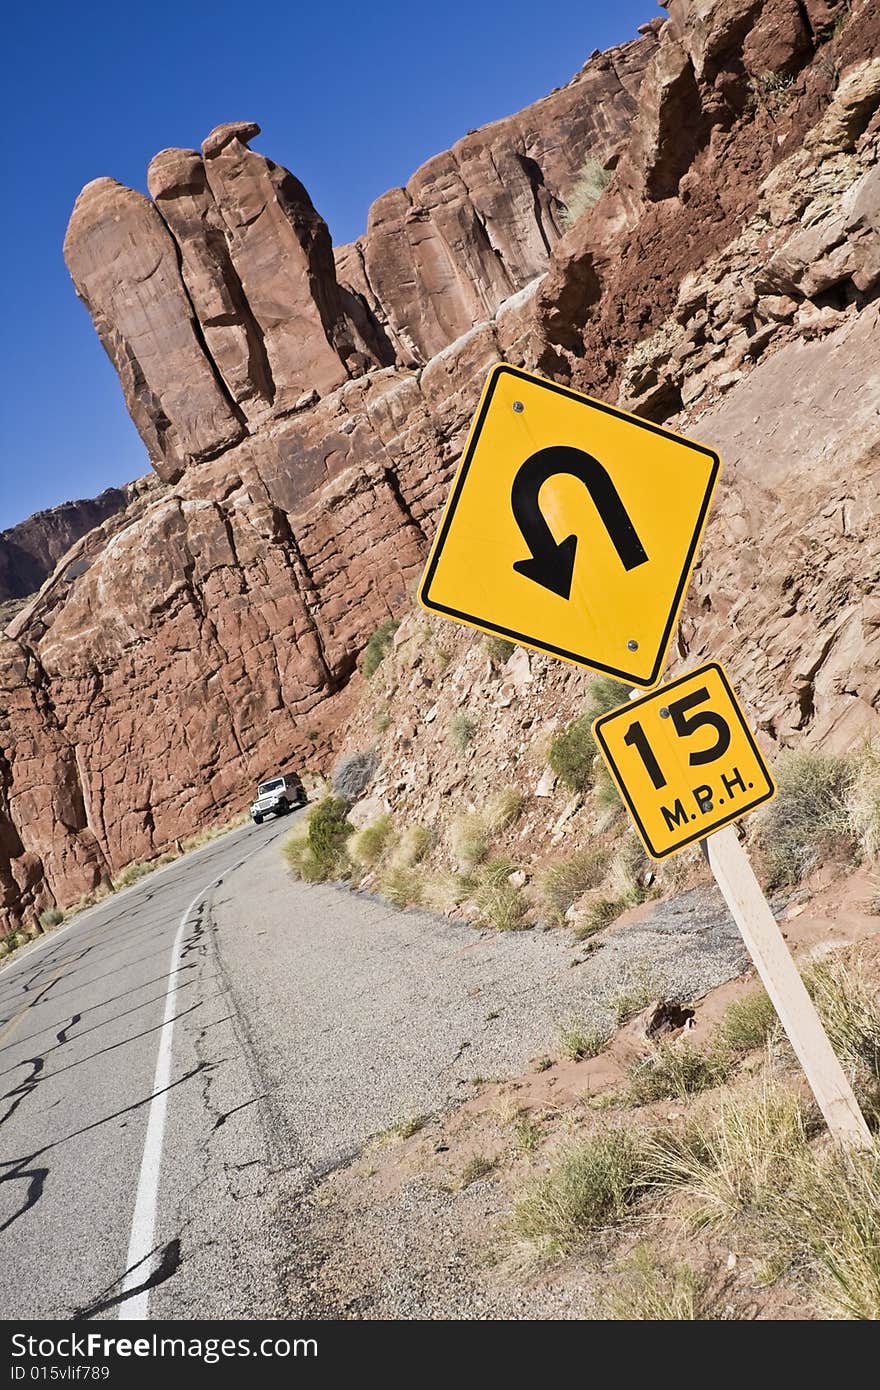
0, 0, 662, 530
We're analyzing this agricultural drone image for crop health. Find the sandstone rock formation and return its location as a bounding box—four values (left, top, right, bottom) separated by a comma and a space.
2, 0, 880, 935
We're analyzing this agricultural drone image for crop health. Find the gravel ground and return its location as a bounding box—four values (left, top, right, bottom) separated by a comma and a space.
210, 836, 756, 1316
213, 850, 748, 1171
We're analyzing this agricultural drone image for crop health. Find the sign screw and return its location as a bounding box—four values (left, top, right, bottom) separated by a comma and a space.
512, 400, 524, 413
659, 706, 670, 719
627, 638, 639, 651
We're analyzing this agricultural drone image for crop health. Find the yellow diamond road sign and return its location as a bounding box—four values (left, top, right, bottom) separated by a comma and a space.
419, 363, 720, 687
592, 662, 776, 859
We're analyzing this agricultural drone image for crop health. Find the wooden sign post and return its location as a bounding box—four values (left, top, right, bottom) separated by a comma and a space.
597, 674, 873, 1153
706, 824, 872, 1150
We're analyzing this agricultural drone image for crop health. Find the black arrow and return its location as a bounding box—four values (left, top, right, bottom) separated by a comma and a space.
511, 445, 649, 600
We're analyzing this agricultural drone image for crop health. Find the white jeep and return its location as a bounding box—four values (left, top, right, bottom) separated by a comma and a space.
250, 773, 306, 824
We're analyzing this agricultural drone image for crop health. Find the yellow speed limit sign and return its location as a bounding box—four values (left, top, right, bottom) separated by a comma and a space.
592, 663, 776, 859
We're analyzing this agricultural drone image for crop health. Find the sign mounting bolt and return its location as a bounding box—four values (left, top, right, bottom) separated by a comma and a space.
512, 400, 524, 413
627, 638, 639, 651
659, 706, 670, 718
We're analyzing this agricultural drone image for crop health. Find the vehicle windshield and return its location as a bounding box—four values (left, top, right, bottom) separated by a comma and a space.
258, 779, 285, 795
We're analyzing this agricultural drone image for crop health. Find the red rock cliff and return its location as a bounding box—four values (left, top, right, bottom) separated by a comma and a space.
3, 2, 880, 936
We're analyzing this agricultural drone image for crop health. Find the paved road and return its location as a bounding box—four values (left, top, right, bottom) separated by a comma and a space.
0, 814, 746, 1320
0, 817, 296, 1320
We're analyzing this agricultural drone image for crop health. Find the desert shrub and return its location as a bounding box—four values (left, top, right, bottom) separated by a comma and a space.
721, 989, 780, 1051
361, 619, 399, 678
351, 814, 395, 868
485, 785, 525, 832
332, 750, 377, 803
38, 907, 64, 930
560, 157, 611, 228
626, 1044, 731, 1106
484, 634, 515, 665
548, 715, 596, 793
513, 1129, 651, 1252
548, 677, 626, 792
374, 709, 392, 734
558, 1021, 610, 1061
749, 70, 795, 113
450, 810, 491, 872
646, 1080, 811, 1228
450, 712, 477, 751
757, 750, 854, 887
539, 847, 607, 925
283, 797, 353, 882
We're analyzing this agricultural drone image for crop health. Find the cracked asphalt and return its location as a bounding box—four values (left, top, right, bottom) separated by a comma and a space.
0, 817, 294, 1320
0, 814, 748, 1321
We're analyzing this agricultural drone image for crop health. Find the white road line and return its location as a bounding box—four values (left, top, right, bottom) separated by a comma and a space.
117, 876, 221, 1320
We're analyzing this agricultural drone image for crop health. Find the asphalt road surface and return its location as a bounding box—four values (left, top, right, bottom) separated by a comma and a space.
0, 813, 745, 1320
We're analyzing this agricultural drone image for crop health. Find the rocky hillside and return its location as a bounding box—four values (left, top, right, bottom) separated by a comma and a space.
2, 0, 879, 935
0, 486, 138, 609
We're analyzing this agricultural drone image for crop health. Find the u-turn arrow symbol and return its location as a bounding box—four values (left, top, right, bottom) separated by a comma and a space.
511, 445, 649, 600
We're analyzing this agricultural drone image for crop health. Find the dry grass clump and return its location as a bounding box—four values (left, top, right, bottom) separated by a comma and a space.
539, 846, 607, 925
377, 823, 431, 908
558, 1021, 611, 1062
757, 750, 855, 887
646, 1080, 812, 1228
351, 813, 395, 868
626, 1043, 731, 1106
560, 157, 612, 228
720, 989, 781, 1051
38, 907, 64, 929
484, 634, 515, 665
776, 1146, 880, 1320
513, 1128, 651, 1252
474, 859, 527, 931
486, 786, 525, 833
604, 1247, 709, 1320
450, 711, 477, 751
450, 810, 491, 872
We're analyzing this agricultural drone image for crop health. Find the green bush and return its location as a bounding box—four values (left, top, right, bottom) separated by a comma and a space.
484, 634, 515, 665
757, 751, 855, 887
38, 907, 64, 930
548, 677, 626, 792
308, 797, 353, 871
361, 619, 399, 678
548, 715, 596, 793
